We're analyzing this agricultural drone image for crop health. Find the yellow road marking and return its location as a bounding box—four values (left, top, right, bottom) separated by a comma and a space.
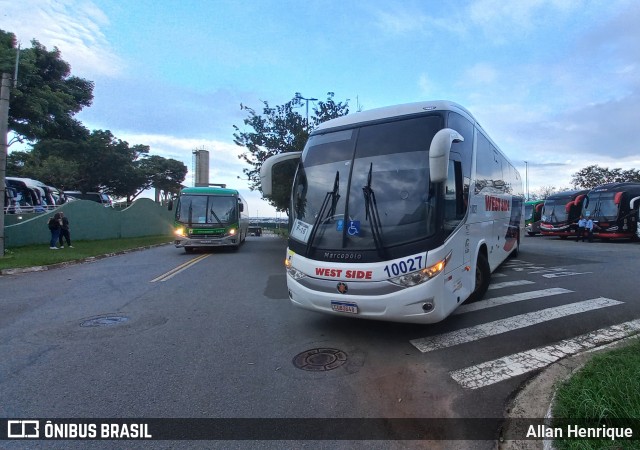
150, 254, 211, 282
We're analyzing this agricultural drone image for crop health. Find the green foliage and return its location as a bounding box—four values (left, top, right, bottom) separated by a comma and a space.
0, 236, 172, 269
139, 155, 188, 201
572, 165, 640, 189
1, 28, 187, 202
552, 338, 640, 450
0, 30, 17, 73
6, 36, 94, 143
15, 132, 186, 201
233, 92, 349, 211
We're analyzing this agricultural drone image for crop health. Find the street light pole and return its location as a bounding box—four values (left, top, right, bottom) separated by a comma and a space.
0, 73, 12, 257
525, 161, 529, 200
296, 94, 317, 128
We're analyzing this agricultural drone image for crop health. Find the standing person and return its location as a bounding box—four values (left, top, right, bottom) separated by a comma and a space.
47, 212, 62, 249
584, 216, 595, 242
575, 215, 586, 242
58, 211, 73, 248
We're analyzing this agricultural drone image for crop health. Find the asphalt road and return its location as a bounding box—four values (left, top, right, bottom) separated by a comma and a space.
0, 234, 638, 449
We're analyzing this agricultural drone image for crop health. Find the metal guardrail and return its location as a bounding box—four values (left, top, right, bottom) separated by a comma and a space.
3, 205, 60, 214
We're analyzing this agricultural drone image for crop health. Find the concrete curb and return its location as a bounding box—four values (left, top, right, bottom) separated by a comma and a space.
0, 242, 172, 276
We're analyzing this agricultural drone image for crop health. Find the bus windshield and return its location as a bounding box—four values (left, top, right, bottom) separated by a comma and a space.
542, 197, 571, 224
176, 195, 237, 225
585, 192, 618, 221
291, 115, 442, 251
524, 203, 533, 221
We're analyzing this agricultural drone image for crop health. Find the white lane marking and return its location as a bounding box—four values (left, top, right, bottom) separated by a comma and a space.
453, 288, 573, 315
488, 280, 535, 290
542, 271, 592, 278
451, 319, 640, 389
491, 273, 507, 278
410, 298, 623, 353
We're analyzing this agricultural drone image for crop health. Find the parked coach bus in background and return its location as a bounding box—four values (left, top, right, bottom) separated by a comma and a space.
261, 100, 524, 324
524, 200, 544, 236
540, 189, 589, 239
169, 184, 249, 253
581, 182, 640, 241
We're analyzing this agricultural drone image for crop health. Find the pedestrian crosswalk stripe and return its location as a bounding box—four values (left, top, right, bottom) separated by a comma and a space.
450, 318, 640, 389
488, 280, 535, 290
410, 298, 623, 353
453, 288, 573, 315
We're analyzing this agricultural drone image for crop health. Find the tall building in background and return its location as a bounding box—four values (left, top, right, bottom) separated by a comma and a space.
193, 148, 209, 187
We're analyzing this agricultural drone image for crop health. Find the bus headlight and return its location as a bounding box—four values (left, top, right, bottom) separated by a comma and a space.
228, 228, 237, 236
175, 227, 185, 237
285, 258, 306, 280
389, 252, 452, 287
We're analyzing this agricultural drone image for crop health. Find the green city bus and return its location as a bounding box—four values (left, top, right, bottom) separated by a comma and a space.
170, 185, 249, 252
524, 200, 544, 236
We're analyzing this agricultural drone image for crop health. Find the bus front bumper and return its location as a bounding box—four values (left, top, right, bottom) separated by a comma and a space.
286, 272, 461, 324
175, 236, 238, 248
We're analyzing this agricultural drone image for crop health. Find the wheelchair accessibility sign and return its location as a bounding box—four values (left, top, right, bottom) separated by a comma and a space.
337, 220, 360, 236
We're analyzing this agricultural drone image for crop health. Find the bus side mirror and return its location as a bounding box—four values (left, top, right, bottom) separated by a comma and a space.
260, 151, 302, 196
429, 128, 464, 183
168, 200, 173, 211
238, 202, 244, 212
565, 202, 572, 213
574, 194, 585, 206
535, 203, 543, 213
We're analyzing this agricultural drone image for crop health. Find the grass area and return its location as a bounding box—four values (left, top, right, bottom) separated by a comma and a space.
0, 235, 173, 270
552, 337, 640, 450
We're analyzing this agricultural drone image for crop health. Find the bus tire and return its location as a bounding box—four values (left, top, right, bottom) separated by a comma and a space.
184, 247, 194, 253
509, 234, 520, 258
467, 253, 490, 303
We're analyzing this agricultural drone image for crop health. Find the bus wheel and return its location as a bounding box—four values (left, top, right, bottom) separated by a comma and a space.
509, 234, 520, 258
184, 247, 194, 253
467, 253, 490, 303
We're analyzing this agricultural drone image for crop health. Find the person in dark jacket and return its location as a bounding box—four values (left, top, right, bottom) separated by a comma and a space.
47, 212, 62, 249
58, 211, 73, 248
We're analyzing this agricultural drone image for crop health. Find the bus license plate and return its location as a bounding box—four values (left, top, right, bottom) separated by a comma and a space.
331, 301, 358, 314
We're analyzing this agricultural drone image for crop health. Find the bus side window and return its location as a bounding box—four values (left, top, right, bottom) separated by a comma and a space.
444, 160, 465, 233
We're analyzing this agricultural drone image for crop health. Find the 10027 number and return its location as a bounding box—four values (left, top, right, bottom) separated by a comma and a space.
383, 256, 423, 277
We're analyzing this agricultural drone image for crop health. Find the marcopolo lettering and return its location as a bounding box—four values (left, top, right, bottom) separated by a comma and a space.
323, 252, 363, 260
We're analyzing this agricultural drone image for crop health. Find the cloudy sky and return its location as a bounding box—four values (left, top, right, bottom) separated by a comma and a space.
2, 0, 639, 216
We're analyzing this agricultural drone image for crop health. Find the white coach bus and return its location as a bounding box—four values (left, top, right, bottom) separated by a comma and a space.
261, 100, 524, 324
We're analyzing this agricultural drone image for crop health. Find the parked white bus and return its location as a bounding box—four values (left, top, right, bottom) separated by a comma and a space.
261, 100, 524, 324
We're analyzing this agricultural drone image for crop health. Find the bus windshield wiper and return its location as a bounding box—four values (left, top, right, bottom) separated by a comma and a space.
209, 208, 223, 225
363, 163, 385, 257
305, 171, 340, 256
188, 201, 193, 228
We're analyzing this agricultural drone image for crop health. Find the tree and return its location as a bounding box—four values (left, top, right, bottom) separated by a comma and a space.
139, 155, 188, 203
571, 165, 640, 189
234, 92, 349, 211
530, 186, 571, 200
0, 30, 94, 145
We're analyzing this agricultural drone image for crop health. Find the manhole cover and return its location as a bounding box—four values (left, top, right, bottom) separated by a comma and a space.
80, 316, 129, 327
292, 348, 347, 371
